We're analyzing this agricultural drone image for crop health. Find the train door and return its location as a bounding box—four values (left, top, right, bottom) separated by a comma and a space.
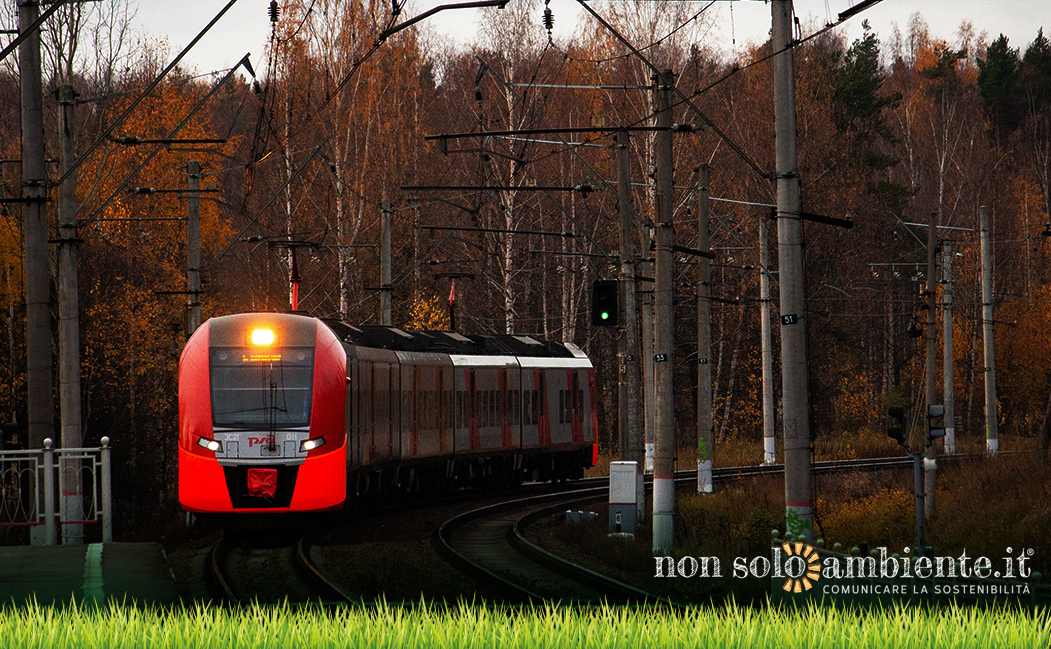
567, 369, 588, 443
547, 369, 570, 445
506, 365, 521, 449
520, 369, 538, 448
468, 369, 479, 452
416, 365, 440, 456
453, 366, 469, 455
346, 358, 360, 469
400, 361, 414, 460
585, 367, 597, 443
361, 359, 373, 465
441, 365, 453, 454
378, 363, 395, 459
478, 368, 500, 450
373, 363, 391, 462
390, 363, 401, 461
412, 365, 422, 456
536, 370, 548, 447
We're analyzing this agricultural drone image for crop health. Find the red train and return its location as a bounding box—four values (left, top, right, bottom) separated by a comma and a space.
179, 313, 598, 514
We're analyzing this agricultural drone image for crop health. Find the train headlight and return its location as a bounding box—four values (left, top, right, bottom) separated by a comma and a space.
251, 327, 276, 346
300, 436, 326, 452
196, 437, 223, 453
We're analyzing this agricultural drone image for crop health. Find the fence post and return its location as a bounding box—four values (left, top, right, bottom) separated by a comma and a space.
42, 438, 55, 545
100, 436, 112, 543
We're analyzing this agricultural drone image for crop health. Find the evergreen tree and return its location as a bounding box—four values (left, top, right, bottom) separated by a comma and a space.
1021, 28, 1051, 110
834, 20, 900, 151
977, 34, 1020, 131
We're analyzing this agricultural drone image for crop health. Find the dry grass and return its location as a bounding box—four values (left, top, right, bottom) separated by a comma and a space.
672, 448, 1051, 577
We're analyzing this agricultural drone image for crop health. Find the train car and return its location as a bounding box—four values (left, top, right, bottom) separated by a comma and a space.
178, 312, 597, 514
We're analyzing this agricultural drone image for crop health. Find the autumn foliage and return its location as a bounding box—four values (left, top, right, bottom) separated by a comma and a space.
0, 5, 1049, 535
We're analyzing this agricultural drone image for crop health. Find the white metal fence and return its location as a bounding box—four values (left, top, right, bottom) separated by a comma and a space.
0, 437, 112, 544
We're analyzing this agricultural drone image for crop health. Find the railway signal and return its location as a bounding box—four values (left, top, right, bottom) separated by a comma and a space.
927, 404, 946, 444
887, 406, 908, 446
591, 279, 619, 326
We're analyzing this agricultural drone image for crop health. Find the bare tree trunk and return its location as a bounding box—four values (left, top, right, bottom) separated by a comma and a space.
965, 273, 981, 436
716, 303, 745, 444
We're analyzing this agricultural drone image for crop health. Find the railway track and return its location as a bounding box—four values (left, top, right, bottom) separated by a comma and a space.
436, 487, 655, 605
205, 530, 354, 604
435, 454, 960, 604
203, 453, 976, 604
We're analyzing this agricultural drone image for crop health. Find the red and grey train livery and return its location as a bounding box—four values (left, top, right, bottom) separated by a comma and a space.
178, 312, 598, 514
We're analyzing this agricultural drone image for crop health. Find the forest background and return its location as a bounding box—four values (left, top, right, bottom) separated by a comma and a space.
0, 0, 1049, 538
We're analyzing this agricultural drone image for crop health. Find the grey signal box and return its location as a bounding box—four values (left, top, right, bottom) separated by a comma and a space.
609, 461, 642, 536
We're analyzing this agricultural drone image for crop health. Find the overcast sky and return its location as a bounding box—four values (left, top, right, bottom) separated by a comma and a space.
133, 0, 1048, 77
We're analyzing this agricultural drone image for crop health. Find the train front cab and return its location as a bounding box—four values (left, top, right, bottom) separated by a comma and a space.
178, 313, 347, 514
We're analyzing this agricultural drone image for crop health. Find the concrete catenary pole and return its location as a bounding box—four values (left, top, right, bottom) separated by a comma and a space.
616, 131, 643, 470
20, 0, 54, 546
980, 206, 998, 454
760, 209, 776, 465
617, 130, 645, 520
186, 160, 202, 336
381, 199, 392, 326
924, 210, 937, 519
652, 69, 676, 554
942, 240, 955, 455
58, 84, 83, 545
641, 237, 655, 472
696, 165, 714, 493
771, 0, 813, 542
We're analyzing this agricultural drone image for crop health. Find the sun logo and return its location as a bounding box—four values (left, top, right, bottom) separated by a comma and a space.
781, 542, 821, 592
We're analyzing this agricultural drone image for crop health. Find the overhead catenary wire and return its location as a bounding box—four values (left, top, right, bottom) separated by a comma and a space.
80, 56, 253, 227
52, 0, 248, 190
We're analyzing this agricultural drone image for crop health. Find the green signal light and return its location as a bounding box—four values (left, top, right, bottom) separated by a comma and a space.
601, 311, 610, 320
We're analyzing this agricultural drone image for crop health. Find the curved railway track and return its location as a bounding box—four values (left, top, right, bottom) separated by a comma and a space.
435, 454, 960, 604
204, 453, 976, 604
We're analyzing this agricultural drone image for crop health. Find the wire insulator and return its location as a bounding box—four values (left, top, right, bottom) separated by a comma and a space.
269, 0, 279, 23
542, 7, 554, 32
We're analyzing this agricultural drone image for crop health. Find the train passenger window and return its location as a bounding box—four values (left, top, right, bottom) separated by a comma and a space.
531, 390, 538, 425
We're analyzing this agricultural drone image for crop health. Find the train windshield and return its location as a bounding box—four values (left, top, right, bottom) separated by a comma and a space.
209, 347, 315, 429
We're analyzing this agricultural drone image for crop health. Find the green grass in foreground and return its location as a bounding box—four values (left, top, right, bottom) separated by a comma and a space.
1, 600, 1049, 649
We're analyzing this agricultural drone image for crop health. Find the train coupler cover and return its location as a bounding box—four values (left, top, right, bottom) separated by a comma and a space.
247, 468, 278, 498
